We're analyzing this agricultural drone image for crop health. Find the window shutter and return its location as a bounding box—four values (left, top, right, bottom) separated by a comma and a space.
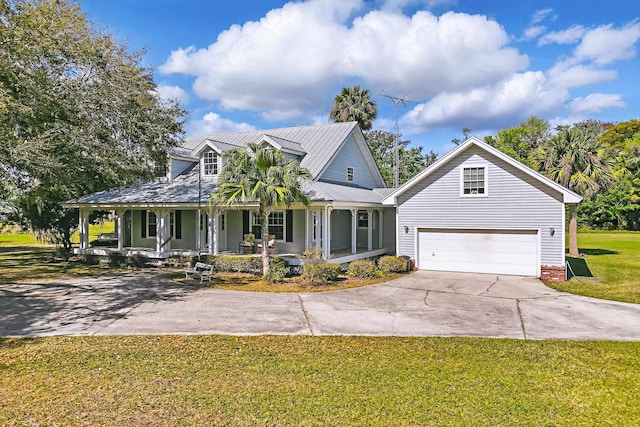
175, 210, 182, 239
243, 210, 249, 235
141, 210, 147, 238
286, 209, 293, 242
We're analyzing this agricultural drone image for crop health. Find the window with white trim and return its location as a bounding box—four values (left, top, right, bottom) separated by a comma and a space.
357, 210, 375, 229
347, 166, 354, 182
147, 211, 157, 237
461, 166, 487, 196
251, 211, 285, 240
203, 151, 219, 176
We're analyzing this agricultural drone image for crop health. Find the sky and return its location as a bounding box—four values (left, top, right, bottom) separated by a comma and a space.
80, 0, 640, 155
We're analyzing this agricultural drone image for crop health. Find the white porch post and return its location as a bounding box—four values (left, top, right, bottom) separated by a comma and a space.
378, 209, 384, 249
207, 209, 214, 255
212, 210, 219, 255
79, 208, 89, 250
196, 209, 202, 254
304, 208, 309, 251
323, 206, 332, 259
367, 209, 373, 251
116, 209, 125, 250
155, 209, 165, 253
350, 209, 357, 254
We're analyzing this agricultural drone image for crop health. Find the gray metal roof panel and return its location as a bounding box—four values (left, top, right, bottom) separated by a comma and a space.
182, 122, 357, 178
302, 181, 384, 204
73, 167, 216, 205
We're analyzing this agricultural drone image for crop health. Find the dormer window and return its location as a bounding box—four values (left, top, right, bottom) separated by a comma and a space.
203, 151, 219, 176
347, 166, 354, 182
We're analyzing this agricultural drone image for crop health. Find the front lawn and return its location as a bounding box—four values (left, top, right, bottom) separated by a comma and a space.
550, 231, 640, 304
1, 336, 638, 426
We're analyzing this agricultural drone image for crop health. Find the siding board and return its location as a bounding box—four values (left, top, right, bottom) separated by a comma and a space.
396, 147, 564, 267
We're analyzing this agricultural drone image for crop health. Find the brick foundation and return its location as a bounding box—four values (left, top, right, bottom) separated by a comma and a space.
541, 265, 565, 282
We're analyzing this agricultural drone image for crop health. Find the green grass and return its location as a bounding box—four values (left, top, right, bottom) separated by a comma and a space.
1, 336, 638, 426
550, 231, 640, 304
0, 224, 120, 285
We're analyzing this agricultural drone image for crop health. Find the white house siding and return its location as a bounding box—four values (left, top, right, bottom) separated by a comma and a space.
171, 210, 197, 250
320, 134, 377, 189
396, 146, 565, 267
383, 207, 396, 255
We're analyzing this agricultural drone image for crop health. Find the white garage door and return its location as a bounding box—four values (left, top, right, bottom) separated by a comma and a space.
418, 229, 539, 276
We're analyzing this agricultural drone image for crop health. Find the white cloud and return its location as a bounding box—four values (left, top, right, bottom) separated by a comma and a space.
160, 2, 526, 118
574, 22, 640, 65
538, 25, 587, 46
548, 62, 617, 88
531, 8, 554, 26
157, 84, 189, 104
159, 1, 636, 135
524, 25, 546, 40
403, 71, 568, 131
188, 112, 256, 134
569, 94, 626, 115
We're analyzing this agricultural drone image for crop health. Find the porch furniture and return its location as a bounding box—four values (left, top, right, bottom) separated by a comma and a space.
239, 233, 255, 254
257, 235, 276, 254
184, 262, 214, 283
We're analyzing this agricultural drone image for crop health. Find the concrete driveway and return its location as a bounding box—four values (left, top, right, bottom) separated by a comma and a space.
2, 270, 640, 340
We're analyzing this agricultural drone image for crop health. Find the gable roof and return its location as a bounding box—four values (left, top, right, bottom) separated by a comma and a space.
182, 122, 385, 186
382, 136, 583, 205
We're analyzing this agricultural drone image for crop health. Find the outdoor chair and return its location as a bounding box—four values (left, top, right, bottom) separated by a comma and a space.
257, 235, 276, 254
239, 233, 255, 254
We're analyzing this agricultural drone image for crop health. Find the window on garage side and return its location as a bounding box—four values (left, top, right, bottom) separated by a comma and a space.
462, 166, 487, 196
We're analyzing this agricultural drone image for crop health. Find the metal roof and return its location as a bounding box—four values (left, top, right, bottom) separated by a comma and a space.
183, 122, 357, 178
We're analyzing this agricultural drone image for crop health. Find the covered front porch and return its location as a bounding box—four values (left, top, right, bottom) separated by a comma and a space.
73, 204, 395, 264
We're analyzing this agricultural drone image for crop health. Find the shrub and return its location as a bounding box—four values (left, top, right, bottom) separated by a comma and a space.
82, 254, 100, 265
127, 254, 150, 268
302, 247, 325, 262
379, 255, 409, 273
108, 252, 127, 267
302, 262, 342, 285
264, 257, 289, 283
54, 247, 71, 261
347, 259, 382, 279
191, 255, 264, 275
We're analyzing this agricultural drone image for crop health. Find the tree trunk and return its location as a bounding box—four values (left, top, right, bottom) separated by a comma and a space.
568, 204, 579, 257
260, 207, 270, 277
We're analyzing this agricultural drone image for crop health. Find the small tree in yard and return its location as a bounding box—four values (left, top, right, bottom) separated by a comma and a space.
212, 143, 310, 277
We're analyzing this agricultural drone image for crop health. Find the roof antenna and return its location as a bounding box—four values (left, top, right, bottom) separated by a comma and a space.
378, 91, 417, 188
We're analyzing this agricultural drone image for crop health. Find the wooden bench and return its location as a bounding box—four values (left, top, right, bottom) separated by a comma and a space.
184, 262, 214, 283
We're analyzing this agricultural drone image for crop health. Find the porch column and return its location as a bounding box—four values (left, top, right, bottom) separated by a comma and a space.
378, 209, 383, 249
116, 209, 125, 250
79, 208, 89, 250
304, 208, 309, 251
323, 206, 332, 260
350, 209, 357, 254
367, 209, 373, 251
156, 209, 168, 253
207, 209, 214, 255
212, 210, 219, 255
196, 209, 202, 254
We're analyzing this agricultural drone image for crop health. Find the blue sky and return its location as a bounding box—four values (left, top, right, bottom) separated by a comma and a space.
81, 0, 640, 154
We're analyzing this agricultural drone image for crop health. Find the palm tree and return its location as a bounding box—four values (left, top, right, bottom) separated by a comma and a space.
212, 143, 311, 276
329, 85, 377, 131
534, 126, 614, 256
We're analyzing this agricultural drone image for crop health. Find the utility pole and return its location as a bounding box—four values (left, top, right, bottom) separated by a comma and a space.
378, 92, 416, 188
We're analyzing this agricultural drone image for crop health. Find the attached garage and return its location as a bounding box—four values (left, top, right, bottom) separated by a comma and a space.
417, 229, 539, 276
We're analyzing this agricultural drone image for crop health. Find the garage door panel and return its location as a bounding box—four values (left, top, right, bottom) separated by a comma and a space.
418, 229, 538, 276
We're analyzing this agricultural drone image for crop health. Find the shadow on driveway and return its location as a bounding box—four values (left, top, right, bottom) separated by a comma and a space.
0, 271, 197, 337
